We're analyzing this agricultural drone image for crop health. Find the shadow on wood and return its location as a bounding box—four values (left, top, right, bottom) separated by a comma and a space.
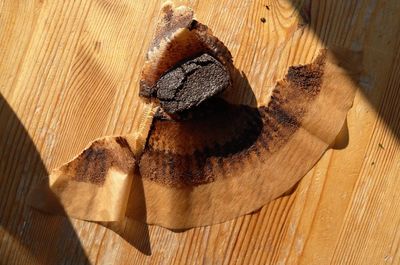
332, 118, 349, 150
0, 94, 91, 265
287, 0, 400, 142
228, 67, 258, 107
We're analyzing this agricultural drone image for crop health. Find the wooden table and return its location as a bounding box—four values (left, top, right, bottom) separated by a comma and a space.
1, 0, 399, 264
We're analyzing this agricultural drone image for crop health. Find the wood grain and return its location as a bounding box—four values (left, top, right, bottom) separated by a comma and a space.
0, 0, 399, 264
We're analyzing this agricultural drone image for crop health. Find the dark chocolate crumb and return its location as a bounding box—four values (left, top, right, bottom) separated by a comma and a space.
155, 53, 231, 114
265, 5, 270, 10
260, 17, 266, 23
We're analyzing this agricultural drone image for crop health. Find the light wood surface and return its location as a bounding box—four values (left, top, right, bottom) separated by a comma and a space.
1, 0, 399, 264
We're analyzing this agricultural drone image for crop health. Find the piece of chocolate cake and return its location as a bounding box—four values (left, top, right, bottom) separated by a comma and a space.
154, 53, 231, 114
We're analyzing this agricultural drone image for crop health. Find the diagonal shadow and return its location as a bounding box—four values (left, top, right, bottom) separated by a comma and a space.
282, 0, 400, 141
0, 94, 91, 265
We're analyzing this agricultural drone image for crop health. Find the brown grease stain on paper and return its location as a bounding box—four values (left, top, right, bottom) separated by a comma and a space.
62, 137, 136, 185
139, 51, 326, 187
